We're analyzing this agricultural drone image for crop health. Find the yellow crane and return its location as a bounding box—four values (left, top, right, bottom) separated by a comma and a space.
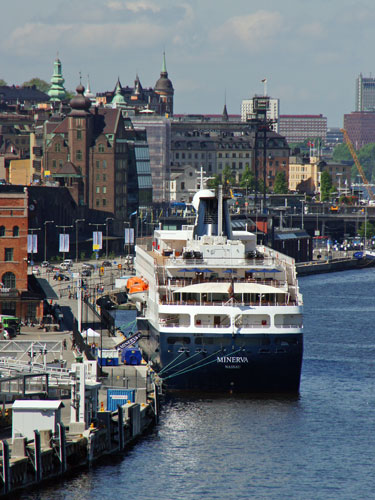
340, 128, 375, 201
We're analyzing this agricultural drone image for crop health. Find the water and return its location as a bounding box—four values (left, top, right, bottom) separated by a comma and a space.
19, 269, 375, 499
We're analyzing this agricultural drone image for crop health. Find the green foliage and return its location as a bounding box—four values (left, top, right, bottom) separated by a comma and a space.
0, 79, 7, 86
239, 165, 255, 191
207, 175, 221, 189
332, 143, 352, 162
273, 172, 288, 194
222, 164, 235, 185
358, 220, 375, 239
320, 170, 333, 201
22, 78, 50, 93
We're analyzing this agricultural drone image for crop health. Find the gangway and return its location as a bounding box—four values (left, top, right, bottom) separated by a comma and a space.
0, 358, 71, 387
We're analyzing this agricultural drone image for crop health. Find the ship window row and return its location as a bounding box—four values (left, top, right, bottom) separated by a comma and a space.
160, 314, 302, 329
166, 336, 300, 346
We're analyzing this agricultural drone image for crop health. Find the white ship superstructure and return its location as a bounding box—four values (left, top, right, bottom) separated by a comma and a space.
134, 189, 303, 393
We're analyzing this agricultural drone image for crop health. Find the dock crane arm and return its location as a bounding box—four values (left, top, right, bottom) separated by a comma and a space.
340, 128, 375, 201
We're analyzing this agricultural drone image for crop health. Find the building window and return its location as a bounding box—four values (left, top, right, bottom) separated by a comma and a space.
0, 226, 5, 237
96, 174, 100, 181
103, 160, 107, 169
2, 301, 16, 315
2, 272, 15, 288
175, 153, 179, 159
27, 303, 37, 320
96, 187, 100, 194
96, 160, 100, 169
103, 174, 107, 181
96, 200, 100, 207
181, 182, 185, 190
59, 160, 63, 167
76, 150, 82, 161
77, 129, 82, 140
12, 226, 19, 237
103, 199, 107, 206
5, 248, 13, 261
55, 143, 61, 153
52, 160, 57, 169
103, 187, 107, 194
98, 144, 105, 153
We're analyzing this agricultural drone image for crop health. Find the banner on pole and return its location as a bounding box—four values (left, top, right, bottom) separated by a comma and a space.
93, 231, 103, 250
124, 228, 135, 245
27, 234, 38, 254
59, 234, 69, 253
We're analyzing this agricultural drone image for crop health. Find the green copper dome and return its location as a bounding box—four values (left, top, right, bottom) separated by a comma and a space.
48, 57, 67, 102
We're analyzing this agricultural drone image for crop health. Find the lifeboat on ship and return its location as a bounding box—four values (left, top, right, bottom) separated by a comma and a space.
127, 277, 149, 303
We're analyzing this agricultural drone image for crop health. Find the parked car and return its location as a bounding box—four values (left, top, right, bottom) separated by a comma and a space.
102, 260, 112, 267
63, 259, 73, 267
82, 269, 91, 277
41, 261, 49, 268
53, 273, 70, 281
59, 263, 71, 271
82, 263, 94, 269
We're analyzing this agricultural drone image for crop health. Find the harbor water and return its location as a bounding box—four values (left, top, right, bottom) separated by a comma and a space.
17, 269, 375, 500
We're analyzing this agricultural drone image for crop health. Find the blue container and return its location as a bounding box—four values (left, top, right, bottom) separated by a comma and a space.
121, 348, 142, 365
107, 389, 136, 411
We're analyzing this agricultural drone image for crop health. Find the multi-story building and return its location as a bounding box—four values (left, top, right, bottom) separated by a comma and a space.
279, 114, 327, 144
43, 84, 152, 219
355, 73, 375, 112
289, 156, 352, 194
343, 112, 375, 149
241, 97, 279, 132
97, 53, 174, 117
0, 186, 43, 321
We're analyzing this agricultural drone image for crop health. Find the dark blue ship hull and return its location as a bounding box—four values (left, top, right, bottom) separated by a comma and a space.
138, 320, 303, 394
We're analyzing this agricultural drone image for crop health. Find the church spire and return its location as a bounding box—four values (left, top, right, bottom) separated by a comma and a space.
48, 56, 67, 102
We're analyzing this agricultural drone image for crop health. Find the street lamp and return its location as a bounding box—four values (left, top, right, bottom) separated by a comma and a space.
43, 221, 54, 262
75, 219, 85, 263
88, 222, 106, 260
28, 227, 41, 271
105, 217, 114, 259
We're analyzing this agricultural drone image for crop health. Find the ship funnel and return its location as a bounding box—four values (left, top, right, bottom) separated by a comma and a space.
192, 189, 233, 238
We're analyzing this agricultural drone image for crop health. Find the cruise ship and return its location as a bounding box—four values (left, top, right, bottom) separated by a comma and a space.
133, 188, 303, 393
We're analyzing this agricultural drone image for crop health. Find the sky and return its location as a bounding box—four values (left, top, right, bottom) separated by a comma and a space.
1, 0, 375, 126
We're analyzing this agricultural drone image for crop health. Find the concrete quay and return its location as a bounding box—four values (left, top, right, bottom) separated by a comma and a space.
0, 277, 158, 498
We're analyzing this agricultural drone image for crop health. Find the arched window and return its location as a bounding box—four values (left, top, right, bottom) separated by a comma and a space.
13, 226, 19, 237
0, 226, 5, 237
2, 272, 16, 288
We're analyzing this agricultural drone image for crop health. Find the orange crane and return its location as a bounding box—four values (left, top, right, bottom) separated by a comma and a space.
340, 128, 375, 201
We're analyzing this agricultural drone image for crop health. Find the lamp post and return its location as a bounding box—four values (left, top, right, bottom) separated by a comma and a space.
105, 217, 114, 259
75, 219, 85, 263
56, 225, 73, 261
88, 222, 106, 262
43, 221, 54, 262
28, 227, 41, 272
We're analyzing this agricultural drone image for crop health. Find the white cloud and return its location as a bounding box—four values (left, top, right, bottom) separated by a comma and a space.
4, 21, 166, 56
106, 0, 160, 13
210, 10, 283, 49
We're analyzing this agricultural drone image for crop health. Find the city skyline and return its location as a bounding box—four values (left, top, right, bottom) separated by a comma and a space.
1, 0, 374, 126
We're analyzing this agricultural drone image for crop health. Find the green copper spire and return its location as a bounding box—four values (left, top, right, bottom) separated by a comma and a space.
161, 51, 167, 75
48, 57, 67, 102
111, 81, 126, 106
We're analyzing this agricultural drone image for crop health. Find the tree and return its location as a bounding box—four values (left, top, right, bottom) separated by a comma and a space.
273, 172, 288, 194
332, 143, 352, 162
320, 170, 333, 201
358, 220, 375, 239
207, 175, 221, 189
239, 165, 256, 191
0, 79, 7, 86
22, 78, 50, 93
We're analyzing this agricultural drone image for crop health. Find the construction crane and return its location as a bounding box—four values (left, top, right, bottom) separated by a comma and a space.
340, 128, 375, 201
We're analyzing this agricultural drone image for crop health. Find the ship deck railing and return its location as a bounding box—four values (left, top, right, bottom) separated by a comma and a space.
160, 277, 287, 289
159, 299, 297, 307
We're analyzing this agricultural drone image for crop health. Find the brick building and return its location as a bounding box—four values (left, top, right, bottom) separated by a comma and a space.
43, 85, 152, 219
343, 111, 375, 149
0, 187, 43, 321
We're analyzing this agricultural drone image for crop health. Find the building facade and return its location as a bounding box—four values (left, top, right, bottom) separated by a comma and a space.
355, 73, 375, 112
241, 97, 279, 132
343, 111, 375, 149
0, 187, 43, 321
43, 85, 151, 219
279, 114, 327, 143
